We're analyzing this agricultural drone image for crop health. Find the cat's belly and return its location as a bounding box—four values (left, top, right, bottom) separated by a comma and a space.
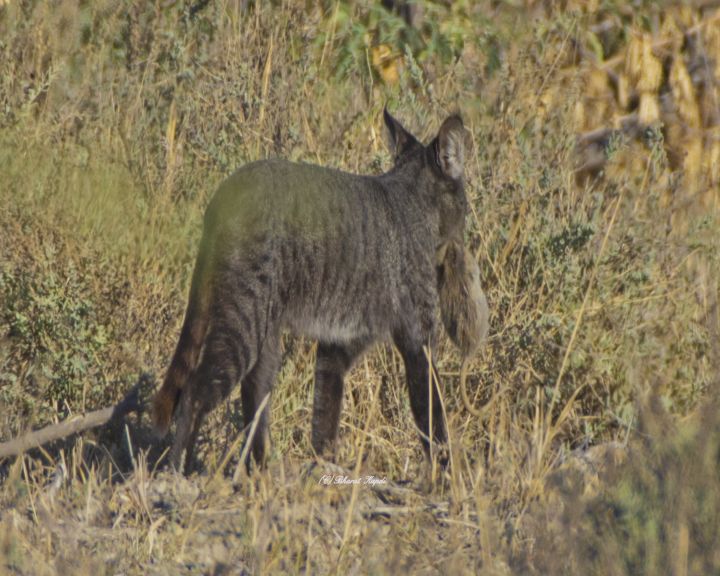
283, 311, 385, 344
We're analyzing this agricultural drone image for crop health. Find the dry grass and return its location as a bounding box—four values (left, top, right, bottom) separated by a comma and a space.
1, 1, 719, 574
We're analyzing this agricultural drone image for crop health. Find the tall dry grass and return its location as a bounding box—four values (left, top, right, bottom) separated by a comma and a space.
1, 1, 719, 574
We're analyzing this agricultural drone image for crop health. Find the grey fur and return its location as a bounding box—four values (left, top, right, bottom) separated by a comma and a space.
153, 110, 473, 473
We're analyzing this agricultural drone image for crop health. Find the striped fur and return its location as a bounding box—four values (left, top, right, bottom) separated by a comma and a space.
153, 111, 480, 474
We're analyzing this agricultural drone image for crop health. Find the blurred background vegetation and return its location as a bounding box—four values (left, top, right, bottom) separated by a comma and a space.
0, 0, 719, 574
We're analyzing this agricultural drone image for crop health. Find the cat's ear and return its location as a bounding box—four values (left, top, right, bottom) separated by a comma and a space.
384, 107, 420, 160
435, 115, 469, 180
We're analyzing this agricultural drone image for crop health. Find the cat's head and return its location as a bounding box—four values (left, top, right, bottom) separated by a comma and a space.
384, 108, 471, 244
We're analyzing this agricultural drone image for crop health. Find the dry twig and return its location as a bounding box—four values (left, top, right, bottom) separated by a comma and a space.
0, 374, 154, 459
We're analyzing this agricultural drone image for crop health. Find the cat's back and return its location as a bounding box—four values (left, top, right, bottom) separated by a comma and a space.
204, 158, 391, 242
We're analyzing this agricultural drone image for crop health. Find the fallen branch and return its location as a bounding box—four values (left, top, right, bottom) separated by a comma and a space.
0, 373, 155, 459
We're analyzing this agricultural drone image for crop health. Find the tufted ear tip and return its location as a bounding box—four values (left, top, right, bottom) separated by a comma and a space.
443, 114, 464, 131
383, 107, 419, 159
382, 104, 393, 126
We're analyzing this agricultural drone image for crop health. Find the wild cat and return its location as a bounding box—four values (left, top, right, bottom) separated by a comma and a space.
152, 109, 488, 473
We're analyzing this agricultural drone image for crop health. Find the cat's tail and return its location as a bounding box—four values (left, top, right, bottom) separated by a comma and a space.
152, 238, 213, 437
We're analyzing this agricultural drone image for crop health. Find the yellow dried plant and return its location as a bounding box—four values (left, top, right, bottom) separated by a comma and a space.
669, 56, 702, 129
370, 43, 400, 85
